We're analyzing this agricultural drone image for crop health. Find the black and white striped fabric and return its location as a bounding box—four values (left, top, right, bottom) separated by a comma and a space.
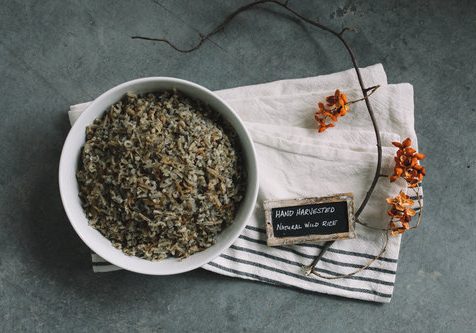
69, 64, 423, 303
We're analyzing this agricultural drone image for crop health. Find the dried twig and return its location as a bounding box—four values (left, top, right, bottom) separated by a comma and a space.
304, 230, 389, 279
410, 185, 424, 230
132, 0, 388, 278
347, 85, 380, 105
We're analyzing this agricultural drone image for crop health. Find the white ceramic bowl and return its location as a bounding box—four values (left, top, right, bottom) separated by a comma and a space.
59, 77, 258, 275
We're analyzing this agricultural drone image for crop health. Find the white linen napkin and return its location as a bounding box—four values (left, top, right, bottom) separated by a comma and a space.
69, 64, 422, 303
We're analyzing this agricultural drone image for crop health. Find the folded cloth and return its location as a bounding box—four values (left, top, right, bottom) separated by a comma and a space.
68, 64, 422, 303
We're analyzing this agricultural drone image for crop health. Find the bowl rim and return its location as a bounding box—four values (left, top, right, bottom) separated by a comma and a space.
59, 77, 259, 275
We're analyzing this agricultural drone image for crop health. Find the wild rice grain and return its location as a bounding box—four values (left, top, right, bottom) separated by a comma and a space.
76, 90, 246, 260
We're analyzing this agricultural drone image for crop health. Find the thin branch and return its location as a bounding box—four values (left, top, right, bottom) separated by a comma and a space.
347, 85, 380, 105
302, 241, 333, 276
133, 0, 385, 278
132, 0, 345, 51
409, 185, 424, 230
130, 36, 204, 53
305, 231, 389, 279
356, 218, 389, 231
338, 27, 354, 36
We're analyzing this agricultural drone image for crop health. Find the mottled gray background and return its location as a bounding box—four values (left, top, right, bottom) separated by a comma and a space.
0, 0, 475, 332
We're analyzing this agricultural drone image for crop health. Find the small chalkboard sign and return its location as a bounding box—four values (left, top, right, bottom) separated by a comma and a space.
264, 193, 355, 246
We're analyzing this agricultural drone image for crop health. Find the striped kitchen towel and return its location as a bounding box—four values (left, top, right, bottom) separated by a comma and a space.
69, 64, 423, 303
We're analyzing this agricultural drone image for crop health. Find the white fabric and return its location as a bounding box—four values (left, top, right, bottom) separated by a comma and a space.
68, 64, 421, 303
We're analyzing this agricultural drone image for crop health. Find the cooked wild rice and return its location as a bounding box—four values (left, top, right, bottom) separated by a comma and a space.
76, 91, 246, 260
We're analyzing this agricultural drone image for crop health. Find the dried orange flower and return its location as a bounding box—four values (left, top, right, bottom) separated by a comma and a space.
315, 89, 349, 132
386, 191, 416, 236
390, 138, 426, 187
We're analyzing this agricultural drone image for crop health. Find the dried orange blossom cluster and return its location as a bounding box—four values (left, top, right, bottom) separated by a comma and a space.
386, 191, 416, 236
389, 138, 426, 187
315, 89, 349, 132
386, 138, 426, 236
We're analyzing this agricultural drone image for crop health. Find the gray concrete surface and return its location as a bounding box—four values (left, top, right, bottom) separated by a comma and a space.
0, 0, 475, 332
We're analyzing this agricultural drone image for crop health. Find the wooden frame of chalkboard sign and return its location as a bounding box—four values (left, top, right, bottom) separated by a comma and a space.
264, 193, 356, 246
